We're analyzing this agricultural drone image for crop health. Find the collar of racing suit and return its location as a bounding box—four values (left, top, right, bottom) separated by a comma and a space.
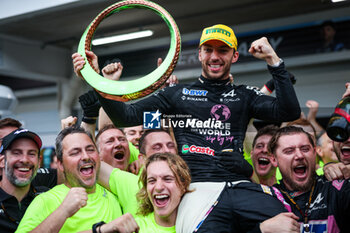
198, 75, 232, 86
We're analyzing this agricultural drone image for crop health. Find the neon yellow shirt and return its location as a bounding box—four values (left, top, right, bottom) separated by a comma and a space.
15, 184, 122, 233
135, 212, 175, 233
243, 151, 253, 166
109, 168, 140, 215
129, 142, 139, 163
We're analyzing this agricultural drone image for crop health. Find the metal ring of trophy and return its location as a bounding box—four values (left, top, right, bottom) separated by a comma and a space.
78, 0, 181, 102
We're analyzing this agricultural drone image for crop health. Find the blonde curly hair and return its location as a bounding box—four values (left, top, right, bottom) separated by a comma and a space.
137, 153, 191, 216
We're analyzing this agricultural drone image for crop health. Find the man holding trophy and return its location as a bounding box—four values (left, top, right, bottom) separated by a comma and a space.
73, 23, 300, 232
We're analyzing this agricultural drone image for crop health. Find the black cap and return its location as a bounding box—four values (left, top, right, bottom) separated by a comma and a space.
0, 128, 42, 154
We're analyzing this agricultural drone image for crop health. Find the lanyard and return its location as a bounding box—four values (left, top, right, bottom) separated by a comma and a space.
280, 180, 315, 233
1, 202, 18, 224
0, 187, 37, 224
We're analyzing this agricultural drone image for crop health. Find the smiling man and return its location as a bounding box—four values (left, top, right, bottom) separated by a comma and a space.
16, 127, 139, 233
268, 126, 350, 232
251, 125, 279, 186
333, 137, 350, 165
73, 24, 301, 232
0, 128, 47, 232
135, 152, 191, 232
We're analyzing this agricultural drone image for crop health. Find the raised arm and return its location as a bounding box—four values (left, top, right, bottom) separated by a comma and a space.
343, 82, 350, 98
72, 50, 100, 78
248, 37, 301, 122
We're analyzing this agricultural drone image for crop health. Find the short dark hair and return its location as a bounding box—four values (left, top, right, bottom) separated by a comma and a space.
138, 128, 171, 154
268, 126, 315, 155
55, 126, 95, 162
0, 118, 22, 129
252, 125, 279, 148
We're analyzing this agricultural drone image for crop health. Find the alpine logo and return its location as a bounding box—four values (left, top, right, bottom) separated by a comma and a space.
182, 144, 215, 156
182, 88, 208, 96
221, 89, 236, 97
309, 193, 324, 209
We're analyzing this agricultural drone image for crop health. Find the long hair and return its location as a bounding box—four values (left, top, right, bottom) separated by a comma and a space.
137, 153, 191, 216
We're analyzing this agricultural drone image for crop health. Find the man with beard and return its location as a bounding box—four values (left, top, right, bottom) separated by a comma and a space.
0, 128, 48, 232
16, 127, 139, 233
0, 118, 22, 182
0, 118, 60, 187
250, 125, 279, 186
268, 126, 350, 232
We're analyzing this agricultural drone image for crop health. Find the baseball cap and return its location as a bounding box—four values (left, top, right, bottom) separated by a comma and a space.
0, 128, 42, 154
199, 24, 238, 50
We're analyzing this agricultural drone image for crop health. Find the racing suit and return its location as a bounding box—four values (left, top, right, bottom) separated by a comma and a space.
99, 62, 300, 182
98, 62, 300, 232
273, 176, 350, 233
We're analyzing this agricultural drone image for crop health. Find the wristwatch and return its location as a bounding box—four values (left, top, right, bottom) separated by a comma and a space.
92, 221, 105, 233
271, 58, 283, 67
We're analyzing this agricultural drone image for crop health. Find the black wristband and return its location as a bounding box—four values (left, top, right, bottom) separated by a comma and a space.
92, 221, 105, 233
82, 116, 97, 124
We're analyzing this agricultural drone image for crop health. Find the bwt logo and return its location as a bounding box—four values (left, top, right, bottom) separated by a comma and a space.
143, 110, 161, 129
182, 88, 208, 96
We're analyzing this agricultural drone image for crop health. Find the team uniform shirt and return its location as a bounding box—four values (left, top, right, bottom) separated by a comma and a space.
15, 184, 122, 233
135, 212, 175, 233
16, 169, 139, 233
109, 168, 140, 215
99, 63, 300, 182
129, 142, 139, 164
273, 176, 350, 233
0, 185, 48, 233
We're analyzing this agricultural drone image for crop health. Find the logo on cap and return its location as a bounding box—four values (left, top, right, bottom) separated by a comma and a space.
199, 24, 237, 50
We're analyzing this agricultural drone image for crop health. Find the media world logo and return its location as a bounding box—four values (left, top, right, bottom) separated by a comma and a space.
143, 110, 161, 129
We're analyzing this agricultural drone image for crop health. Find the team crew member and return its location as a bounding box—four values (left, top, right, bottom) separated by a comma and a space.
73, 24, 300, 232
95, 124, 131, 171
123, 125, 144, 149
139, 129, 177, 159
0, 129, 49, 232
269, 126, 350, 232
0, 118, 59, 187
133, 153, 191, 232
16, 127, 139, 233
250, 125, 279, 186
